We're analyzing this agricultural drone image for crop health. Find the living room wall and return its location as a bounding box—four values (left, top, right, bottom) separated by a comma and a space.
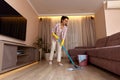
95, 3, 120, 40
105, 10, 120, 36
94, 4, 106, 40
0, 0, 39, 45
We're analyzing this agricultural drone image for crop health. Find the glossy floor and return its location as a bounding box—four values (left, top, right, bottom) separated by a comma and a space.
0, 59, 119, 80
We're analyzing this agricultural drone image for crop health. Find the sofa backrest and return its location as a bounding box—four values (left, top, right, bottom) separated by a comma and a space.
95, 37, 108, 47
106, 32, 120, 46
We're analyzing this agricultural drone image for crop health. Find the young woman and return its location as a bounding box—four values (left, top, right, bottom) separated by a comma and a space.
49, 16, 69, 66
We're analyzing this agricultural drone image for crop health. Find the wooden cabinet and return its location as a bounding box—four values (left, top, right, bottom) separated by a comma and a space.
2, 45, 17, 70
0, 40, 39, 73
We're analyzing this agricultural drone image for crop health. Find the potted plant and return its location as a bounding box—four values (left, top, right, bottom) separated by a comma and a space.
42, 43, 51, 61
44, 48, 51, 61
33, 38, 51, 61
33, 38, 43, 48
33, 38, 43, 61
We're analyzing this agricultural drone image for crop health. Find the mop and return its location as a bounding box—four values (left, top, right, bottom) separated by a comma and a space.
58, 39, 81, 71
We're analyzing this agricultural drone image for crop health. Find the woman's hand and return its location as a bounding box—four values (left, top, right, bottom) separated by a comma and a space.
52, 32, 59, 39
60, 39, 64, 46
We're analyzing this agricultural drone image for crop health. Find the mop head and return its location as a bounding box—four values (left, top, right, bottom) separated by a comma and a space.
67, 65, 81, 71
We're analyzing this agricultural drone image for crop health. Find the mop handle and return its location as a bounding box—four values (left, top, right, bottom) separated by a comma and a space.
58, 39, 75, 65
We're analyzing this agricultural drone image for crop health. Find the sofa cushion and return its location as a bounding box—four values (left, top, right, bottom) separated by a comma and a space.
87, 45, 120, 61
95, 37, 108, 47
106, 32, 120, 46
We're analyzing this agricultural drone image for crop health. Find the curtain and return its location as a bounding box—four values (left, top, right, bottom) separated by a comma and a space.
65, 16, 95, 50
39, 18, 51, 51
39, 16, 95, 57
81, 16, 95, 47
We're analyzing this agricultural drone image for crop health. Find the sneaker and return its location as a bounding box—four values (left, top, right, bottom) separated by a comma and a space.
58, 62, 63, 66
49, 61, 52, 65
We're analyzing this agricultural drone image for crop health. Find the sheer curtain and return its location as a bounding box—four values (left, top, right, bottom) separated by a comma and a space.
39, 16, 95, 56
65, 16, 95, 50
39, 17, 51, 51
81, 16, 95, 47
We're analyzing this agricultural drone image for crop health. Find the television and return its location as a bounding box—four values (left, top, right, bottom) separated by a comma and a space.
0, 0, 27, 41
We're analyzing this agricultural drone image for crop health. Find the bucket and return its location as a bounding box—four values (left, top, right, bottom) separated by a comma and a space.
78, 55, 88, 66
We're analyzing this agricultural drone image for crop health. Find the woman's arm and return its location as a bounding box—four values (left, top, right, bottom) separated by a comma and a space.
61, 27, 68, 46
52, 24, 59, 39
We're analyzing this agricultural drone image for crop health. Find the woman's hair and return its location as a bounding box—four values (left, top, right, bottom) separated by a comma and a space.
61, 16, 69, 23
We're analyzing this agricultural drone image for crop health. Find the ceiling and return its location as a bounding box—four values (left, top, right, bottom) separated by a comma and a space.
27, 0, 111, 16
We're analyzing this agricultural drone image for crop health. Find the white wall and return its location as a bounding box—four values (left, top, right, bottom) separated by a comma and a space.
0, 0, 39, 45
95, 2, 120, 39
94, 4, 107, 40
105, 10, 120, 36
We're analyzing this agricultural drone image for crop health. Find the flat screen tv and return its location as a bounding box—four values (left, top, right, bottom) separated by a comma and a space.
0, 0, 27, 41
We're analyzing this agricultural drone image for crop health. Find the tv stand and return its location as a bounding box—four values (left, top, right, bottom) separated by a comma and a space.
0, 40, 39, 73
